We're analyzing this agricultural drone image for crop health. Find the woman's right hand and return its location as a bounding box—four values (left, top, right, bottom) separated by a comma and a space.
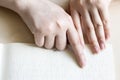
69, 0, 111, 53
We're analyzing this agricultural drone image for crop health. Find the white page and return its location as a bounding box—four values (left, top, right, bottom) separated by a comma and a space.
0, 43, 115, 80
0, 44, 5, 80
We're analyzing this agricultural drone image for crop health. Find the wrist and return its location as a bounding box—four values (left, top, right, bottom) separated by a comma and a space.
0, 0, 16, 11
0, 0, 27, 14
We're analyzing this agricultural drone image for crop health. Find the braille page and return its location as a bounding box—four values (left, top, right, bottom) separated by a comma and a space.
0, 43, 115, 80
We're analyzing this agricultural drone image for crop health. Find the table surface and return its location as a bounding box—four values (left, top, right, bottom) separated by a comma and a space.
0, 0, 120, 80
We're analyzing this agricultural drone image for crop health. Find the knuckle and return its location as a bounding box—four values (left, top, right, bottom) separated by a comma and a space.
89, 38, 97, 44
35, 26, 42, 34
56, 21, 62, 29
103, 19, 109, 25
56, 21, 67, 31
35, 21, 54, 34
90, 41, 98, 47
95, 23, 103, 30
40, 23, 55, 35
98, 38, 104, 43
86, 26, 94, 33
47, 26, 53, 32
34, 27, 45, 35
46, 23, 54, 32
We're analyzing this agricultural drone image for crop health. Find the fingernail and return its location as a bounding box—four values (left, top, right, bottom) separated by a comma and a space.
94, 46, 100, 53
81, 60, 86, 68
100, 43, 105, 50
78, 54, 86, 68
79, 60, 86, 68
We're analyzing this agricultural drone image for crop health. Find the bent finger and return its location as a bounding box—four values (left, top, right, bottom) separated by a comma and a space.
44, 35, 55, 49
34, 33, 45, 47
55, 32, 66, 51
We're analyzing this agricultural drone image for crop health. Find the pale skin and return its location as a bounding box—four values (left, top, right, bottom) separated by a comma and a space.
70, 0, 111, 53
0, 0, 111, 68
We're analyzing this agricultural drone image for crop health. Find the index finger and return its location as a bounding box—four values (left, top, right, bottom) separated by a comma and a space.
67, 20, 86, 68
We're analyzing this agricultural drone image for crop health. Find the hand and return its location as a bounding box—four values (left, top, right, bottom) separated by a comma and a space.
15, 0, 86, 67
70, 0, 111, 53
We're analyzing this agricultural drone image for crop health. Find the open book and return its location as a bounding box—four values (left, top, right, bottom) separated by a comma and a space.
0, 43, 115, 80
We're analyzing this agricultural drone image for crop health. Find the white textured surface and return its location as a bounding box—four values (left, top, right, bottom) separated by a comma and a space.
0, 44, 4, 80
0, 43, 115, 80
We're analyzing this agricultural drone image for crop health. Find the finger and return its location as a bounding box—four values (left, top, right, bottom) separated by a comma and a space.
98, 7, 110, 40
55, 32, 66, 50
81, 9, 100, 53
70, 7, 84, 47
44, 35, 55, 49
83, 32, 89, 44
90, 8, 106, 50
34, 33, 45, 47
80, 17, 89, 44
67, 21, 86, 68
